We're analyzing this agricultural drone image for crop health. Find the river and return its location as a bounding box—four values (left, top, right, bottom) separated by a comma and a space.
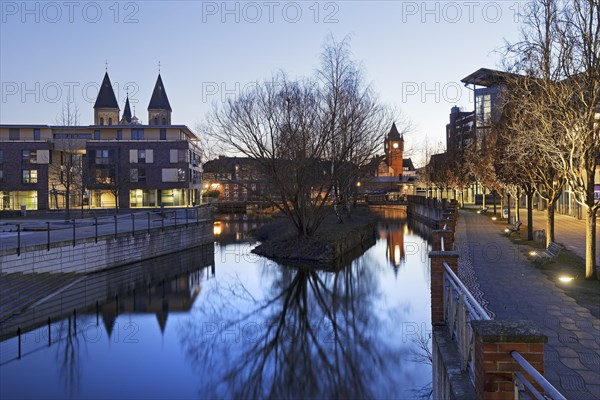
0, 208, 433, 399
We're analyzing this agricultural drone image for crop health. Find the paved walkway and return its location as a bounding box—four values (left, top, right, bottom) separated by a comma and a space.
456, 210, 600, 400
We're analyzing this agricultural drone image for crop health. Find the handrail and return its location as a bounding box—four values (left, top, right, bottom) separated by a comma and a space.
511, 352, 567, 400
444, 262, 491, 321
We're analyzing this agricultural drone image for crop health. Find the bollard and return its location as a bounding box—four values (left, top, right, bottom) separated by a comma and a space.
72, 220, 76, 247
95, 217, 98, 243
161, 216, 165, 232
47, 222, 50, 251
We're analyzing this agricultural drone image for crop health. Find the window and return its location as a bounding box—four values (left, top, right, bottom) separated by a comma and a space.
177, 168, 186, 182
132, 129, 144, 140
476, 94, 492, 127
100, 117, 104, 126
160, 128, 166, 140
95, 168, 115, 184
22, 170, 38, 184
162, 118, 166, 125
170, 149, 188, 163
0, 150, 3, 164
137, 149, 146, 163
0, 169, 3, 182
9, 128, 19, 140
108, 118, 113, 126
117, 130, 122, 140
33, 129, 41, 140
96, 150, 110, 165
94, 130, 101, 140
130, 168, 146, 183
154, 117, 158, 125
22, 150, 37, 164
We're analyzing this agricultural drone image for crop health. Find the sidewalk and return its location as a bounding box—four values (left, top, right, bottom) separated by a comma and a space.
456, 210, 600, 400
466, 204, 599, 266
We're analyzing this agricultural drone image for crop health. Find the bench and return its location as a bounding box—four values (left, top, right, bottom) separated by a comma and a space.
530, 242, 562, 264
504, 220, 522, 236
477, 207, 489, 214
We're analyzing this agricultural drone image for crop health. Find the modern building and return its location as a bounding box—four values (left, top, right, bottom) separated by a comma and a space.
0, 72, 202, 211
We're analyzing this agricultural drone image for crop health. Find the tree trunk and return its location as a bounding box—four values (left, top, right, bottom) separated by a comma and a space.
585, 208, 597, 279
526, 187, 534, 241
507, 193, 511, 224
515, 188, 520, 222
493, 191, 497, 215
546, 202, 555, 247
482, 186, 486, 209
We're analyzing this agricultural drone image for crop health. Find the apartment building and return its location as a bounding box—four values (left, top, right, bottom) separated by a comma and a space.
0, 72, 202, 211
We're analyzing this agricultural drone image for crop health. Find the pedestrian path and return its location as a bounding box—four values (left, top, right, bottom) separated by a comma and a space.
455, 210, 600, 400
521, 208, 599, 266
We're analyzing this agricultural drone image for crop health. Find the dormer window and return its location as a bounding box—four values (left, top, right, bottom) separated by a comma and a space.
154, 117, 158, 125
162, 118, 166, 125
100, 117, 104, 126
108, 118, 113, 126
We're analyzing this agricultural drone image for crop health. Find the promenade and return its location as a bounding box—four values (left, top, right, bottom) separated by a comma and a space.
456, 210, 600, 400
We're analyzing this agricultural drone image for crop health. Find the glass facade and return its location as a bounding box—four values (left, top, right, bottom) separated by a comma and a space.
1, 191, 38, 210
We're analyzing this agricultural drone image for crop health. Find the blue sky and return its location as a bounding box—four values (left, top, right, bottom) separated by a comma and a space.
1, 1, 524, 165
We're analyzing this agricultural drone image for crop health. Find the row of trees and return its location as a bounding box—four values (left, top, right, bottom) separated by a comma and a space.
206, 37, 404, 237
424, 0, 599, 279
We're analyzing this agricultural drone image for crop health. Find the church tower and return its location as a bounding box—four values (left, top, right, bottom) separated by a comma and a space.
384, 122, 404, 177
148, 74, 172, 125
93, 72, 120, 125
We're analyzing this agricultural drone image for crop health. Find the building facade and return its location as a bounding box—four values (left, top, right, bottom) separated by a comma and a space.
0, 72, 202, 211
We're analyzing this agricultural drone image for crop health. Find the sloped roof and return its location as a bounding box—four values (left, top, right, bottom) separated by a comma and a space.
461, 68, 520, 87
94, 72, 120, 109
148, 74, 172, 111
387, 122, 403, 140
122, 96, 132, 123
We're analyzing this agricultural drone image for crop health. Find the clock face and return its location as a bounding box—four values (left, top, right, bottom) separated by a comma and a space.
392, 142, 399, 149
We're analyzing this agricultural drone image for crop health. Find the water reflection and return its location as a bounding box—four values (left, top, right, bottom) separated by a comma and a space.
0, 212, 433, 400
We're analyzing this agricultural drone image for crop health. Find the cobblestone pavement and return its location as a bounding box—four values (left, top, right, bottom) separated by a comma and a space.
455, 210, 600, 400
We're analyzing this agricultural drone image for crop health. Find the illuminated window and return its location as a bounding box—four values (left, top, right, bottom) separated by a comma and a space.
22, 169, 38, 184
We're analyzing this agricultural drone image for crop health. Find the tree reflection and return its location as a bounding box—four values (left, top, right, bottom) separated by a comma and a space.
181, 257, 414, 399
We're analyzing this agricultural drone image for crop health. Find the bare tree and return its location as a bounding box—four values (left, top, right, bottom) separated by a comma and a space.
503, 0, 599, 278
50, 101, 85, 220
206, 38, 401, 237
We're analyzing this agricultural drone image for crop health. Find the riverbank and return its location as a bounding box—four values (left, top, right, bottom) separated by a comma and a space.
252, 207, 378, 264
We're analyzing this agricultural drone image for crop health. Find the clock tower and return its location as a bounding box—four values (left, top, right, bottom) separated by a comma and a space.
384, 122, 404, 177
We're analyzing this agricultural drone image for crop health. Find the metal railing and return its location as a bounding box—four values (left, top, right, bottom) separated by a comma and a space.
0, 206, 213, 256
443, 262, 491, 386
443, 262, 565, 399
512, 352, 567, 400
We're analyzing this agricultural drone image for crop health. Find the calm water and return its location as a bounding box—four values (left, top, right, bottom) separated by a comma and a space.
0, 209, 433, 399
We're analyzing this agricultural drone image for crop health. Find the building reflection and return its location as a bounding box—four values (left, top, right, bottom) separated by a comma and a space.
372, 206, 409, 271
99, 271, 203, 336
213, 214, 261, 244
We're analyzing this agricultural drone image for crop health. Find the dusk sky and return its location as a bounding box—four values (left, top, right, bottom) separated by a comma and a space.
1, 1, 524, 165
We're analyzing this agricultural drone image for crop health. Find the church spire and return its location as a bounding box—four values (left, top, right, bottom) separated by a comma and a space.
121, 95, 132, 124
148, 73, 172, 125
94, 72, 119, 125
94, 72, 119, 109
